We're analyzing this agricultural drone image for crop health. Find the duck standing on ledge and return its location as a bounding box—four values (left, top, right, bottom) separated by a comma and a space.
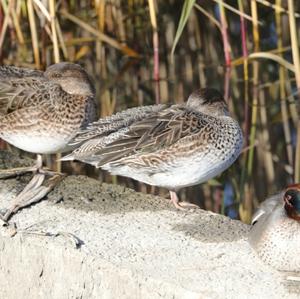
0, 62, 97, 221
249, 184, 300, 271
62, 88, 243, 210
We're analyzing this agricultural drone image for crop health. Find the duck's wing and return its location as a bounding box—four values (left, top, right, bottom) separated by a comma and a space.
69, 104, 168, 145
61, 104, 168, 162
251, 192, 283, 225
0, 65, 43, 79
63, 105, 210, 168
0, 66, 67, 116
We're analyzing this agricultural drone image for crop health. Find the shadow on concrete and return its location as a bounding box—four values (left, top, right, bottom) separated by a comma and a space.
172, 213, 250, 243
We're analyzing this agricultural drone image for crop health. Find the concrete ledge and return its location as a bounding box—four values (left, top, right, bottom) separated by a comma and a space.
0, 153, 299, 298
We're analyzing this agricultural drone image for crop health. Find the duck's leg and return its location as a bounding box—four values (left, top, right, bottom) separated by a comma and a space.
36, 154, 63, 177
1, 172, 64, 223
0, 154, 62, 179
169, 191, 199, 210
0, 165, 37, 179
0, 154, 65, 223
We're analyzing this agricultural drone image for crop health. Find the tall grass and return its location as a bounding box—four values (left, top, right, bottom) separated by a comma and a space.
0, 0, 299, 222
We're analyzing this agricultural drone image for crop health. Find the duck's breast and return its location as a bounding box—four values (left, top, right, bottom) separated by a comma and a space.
249, 207, 300, 271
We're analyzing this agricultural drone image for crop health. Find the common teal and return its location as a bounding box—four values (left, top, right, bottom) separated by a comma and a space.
249, 184, 300, 271
0, 62, 97, 221
62, 88, 243, 209
0, 62, 96, 154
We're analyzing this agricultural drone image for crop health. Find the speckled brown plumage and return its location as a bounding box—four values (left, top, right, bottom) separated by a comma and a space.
0, 62, 97, 154
63, 88, 243, 209
0, 62, 98, 222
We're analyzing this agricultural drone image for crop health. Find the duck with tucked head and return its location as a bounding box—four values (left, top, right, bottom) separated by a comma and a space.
63, 88, 243, 210
0, 62, 97, 221
249, 184, 300, 271
0, 62, 96, 155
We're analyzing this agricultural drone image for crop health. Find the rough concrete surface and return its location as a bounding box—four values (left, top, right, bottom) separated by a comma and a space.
0, 151, 299, 299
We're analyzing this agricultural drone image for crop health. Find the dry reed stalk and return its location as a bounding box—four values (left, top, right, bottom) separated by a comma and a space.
255, 78, 294, 89
114, 0, 126, 45
33, 0, 50, 21
275, 0, 293, 172
164, 18, 175, 100
218, 0, 231, 67
213, 0, 262, 24
285, 71, 299, 126
148, 0, 160, 104
108, 1, 121, 115
231, 45, 293, 67
190, 10, 206, 88
287, 0, 300, 182
193, 7, 219, 67
241, 0, 261, 222
15, 0, 21, 17
238, 0, 249, 142
237, 0, 249, 207
59, 36, 96, 46
159, 61, 168, 103
194, 3, 221, 31
186, 15, 197, 89
60, 8, 139, 58
0, 1, 3, 61
248, 52, 295, 72
194, 2, 231, 100
252, 11, 275, 188
95, 0, 111, 118
49, 0, 60, 171
287, 0, 300, 89
256, 0, 300, 18
27, 0, 40, 67
0, 0, 12, 54
258, 89, 275, 184
95, 0, 105, 116
247, 0, 259, 177
218, 1, 232, 102
55, 20, 68, 59
49, 0, 59, 62
10, 0, 25, 45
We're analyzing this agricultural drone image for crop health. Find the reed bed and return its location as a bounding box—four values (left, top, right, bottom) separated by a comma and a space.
0, 0, 299, 223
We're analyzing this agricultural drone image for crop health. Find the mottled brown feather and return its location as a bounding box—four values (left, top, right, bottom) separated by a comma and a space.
0, 78, 64, 115
68, 106, 217, 168
0, 63, 97, 154
69, 104, 167, 145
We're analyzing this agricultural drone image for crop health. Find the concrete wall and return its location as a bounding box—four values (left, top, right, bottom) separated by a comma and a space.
0, 152, 298, 298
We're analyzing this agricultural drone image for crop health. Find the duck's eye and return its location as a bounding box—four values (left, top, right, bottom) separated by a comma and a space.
284, 193, 293, 207
284, 189, 300, 207
53, 72, 62, 78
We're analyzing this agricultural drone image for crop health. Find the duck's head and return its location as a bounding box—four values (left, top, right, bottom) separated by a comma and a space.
45, 62, 94, 96
283, 184, 300, 221
186, 88, 228, 117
